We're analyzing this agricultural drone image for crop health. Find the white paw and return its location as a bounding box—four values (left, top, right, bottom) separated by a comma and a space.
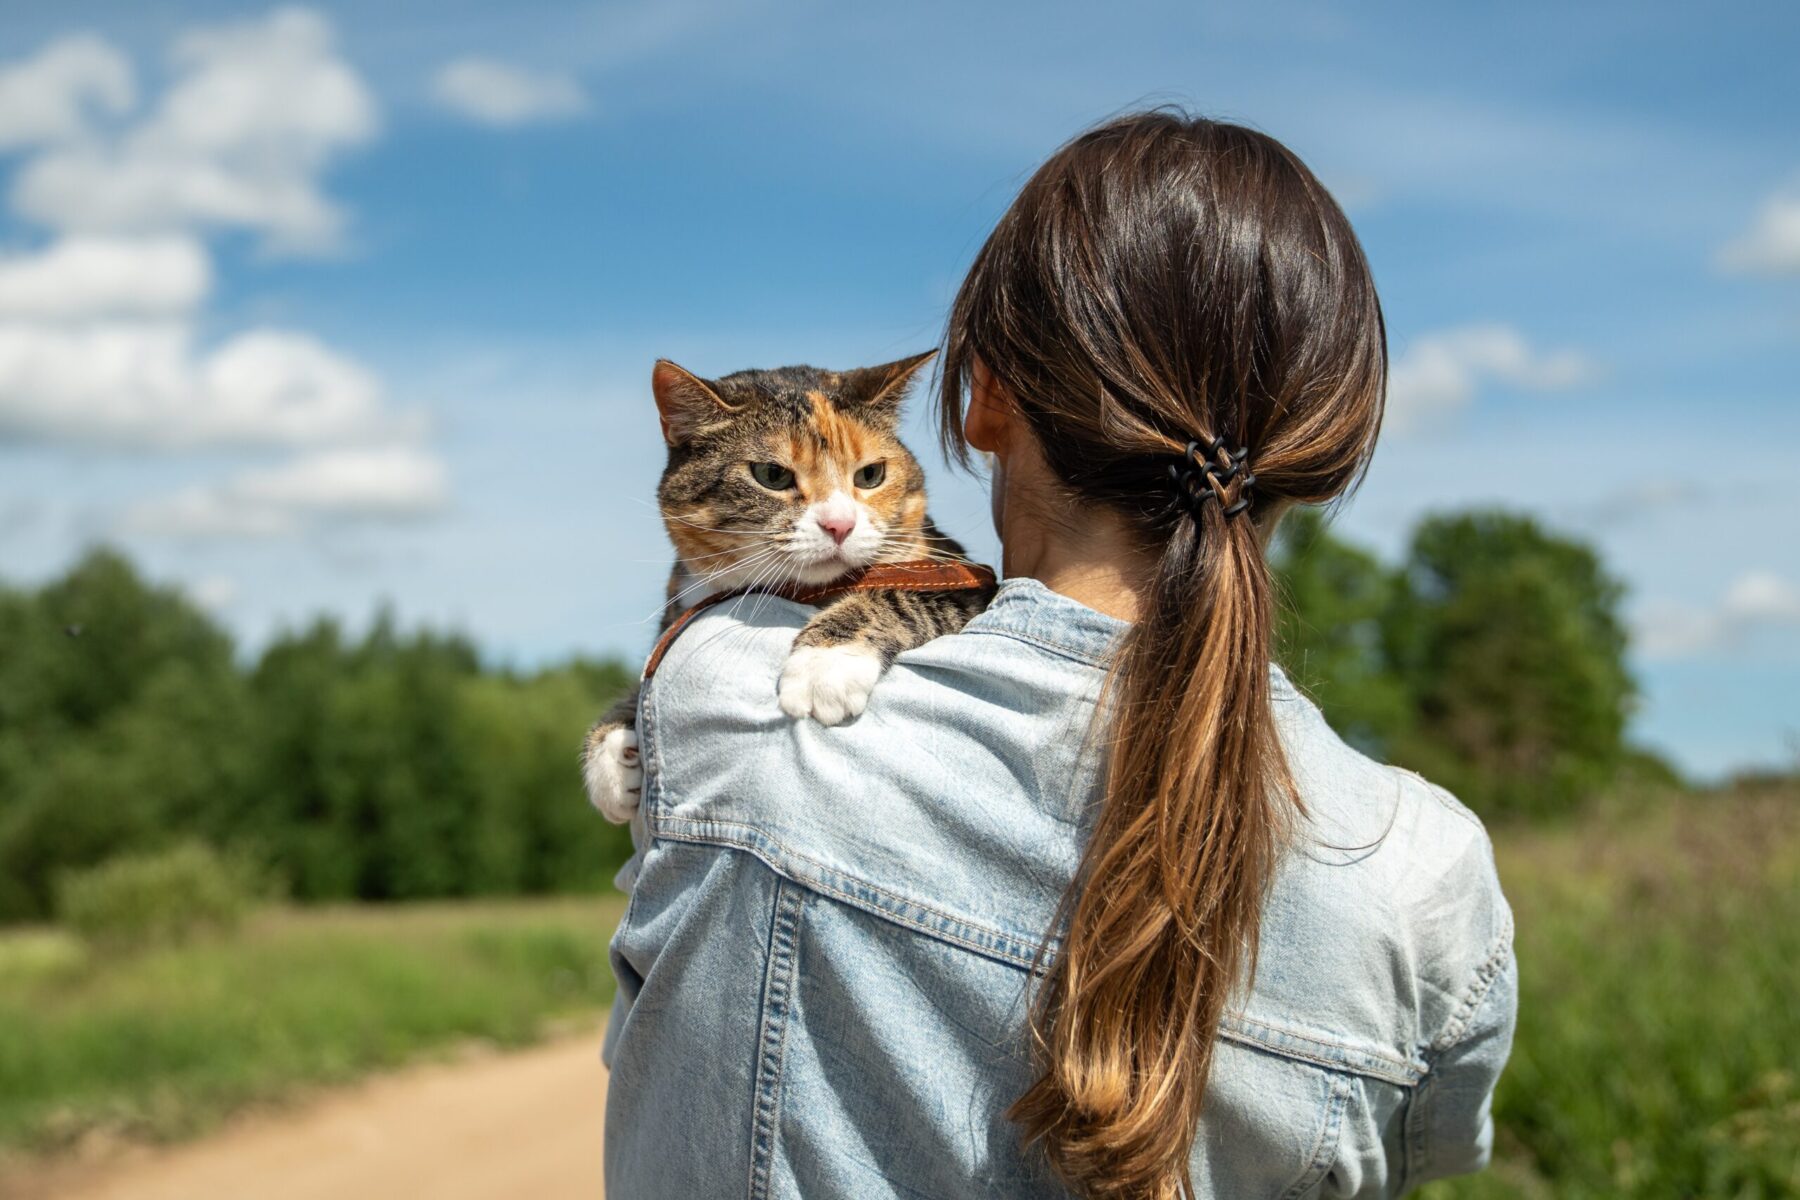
778, 643, 883, 726
584, 727, 642, 823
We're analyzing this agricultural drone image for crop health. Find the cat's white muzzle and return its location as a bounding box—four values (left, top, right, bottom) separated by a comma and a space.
786, 493, 883, 583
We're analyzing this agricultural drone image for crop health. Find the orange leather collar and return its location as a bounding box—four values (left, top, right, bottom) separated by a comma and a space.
642, 558, 997, 680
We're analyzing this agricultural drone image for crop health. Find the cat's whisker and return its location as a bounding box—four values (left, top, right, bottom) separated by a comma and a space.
739, 554, 802, 630
683, 545, 804, 617
681, 550, 786, 599
634, 546, 789, 625
676, 538, 799, 564
868, 529, 981, 568
702, 555, 798, 667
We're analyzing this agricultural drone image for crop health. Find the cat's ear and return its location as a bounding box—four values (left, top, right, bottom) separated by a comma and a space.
844, 350, 937, 421
652, 360, 735, 445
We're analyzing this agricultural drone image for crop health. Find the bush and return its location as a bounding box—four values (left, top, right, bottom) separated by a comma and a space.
55, 843, 262, 949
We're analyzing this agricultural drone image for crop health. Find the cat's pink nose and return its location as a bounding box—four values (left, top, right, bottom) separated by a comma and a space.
817, 514, 855, 545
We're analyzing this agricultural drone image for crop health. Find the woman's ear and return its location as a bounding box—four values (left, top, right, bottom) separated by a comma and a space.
965, 358, 1013, 455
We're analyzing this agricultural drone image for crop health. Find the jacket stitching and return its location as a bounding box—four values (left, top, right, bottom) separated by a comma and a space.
747, 878, 804, 1200
1278, 1070, 1353, 1200
621, 685, 661, 934
960, 625, 1116, 668
1407, 938, 1516, 1185
1227, 1013, 1425, 1083
1403, 1054, 1431, 1189
1215, 1021, 1419, 1087
1430, 924, 1515, 1053
654, 815, 1055, 964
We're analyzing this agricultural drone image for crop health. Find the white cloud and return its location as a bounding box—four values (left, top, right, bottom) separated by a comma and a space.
186, 574, 239, 610
0, 322, 415, 448
1386, 323, 1598, 431
0, 34, 134, 150
1636, 571, 1800, 659
229, 445, 447, 514
1717, 184, 1800, 276
0, 11, 434, 502
200, 331, 408, 445
1722, 572, 1800, 624
431, 58, 589, 127
9, 9, 377, 254
0, 235, 209, 319
125, 446, 449, 539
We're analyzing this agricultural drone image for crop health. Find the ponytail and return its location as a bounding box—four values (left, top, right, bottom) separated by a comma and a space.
1009, 504, 1293, 1199
939, 110, 1386, 1198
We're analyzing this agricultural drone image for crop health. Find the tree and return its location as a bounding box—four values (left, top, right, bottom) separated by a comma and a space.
243, 616, 633, 902
1381, 511, 1635, 819
0, 550, 249, 919
1269, 509, 1413, 758
0, 547, 235, 737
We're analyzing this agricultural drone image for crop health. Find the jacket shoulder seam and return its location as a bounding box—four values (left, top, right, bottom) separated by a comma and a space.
1428, 923, 1516, 1056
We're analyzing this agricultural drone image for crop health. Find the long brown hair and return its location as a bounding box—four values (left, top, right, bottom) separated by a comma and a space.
939, 111, 1387, 1198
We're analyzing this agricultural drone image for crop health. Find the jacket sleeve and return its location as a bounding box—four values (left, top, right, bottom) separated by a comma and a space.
1404, 946, 1518, 1189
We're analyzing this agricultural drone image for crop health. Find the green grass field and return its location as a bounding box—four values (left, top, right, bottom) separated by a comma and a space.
1, 790, 1794, 1196
0, 896, 623, 1155
1423, 785, 1799, 1199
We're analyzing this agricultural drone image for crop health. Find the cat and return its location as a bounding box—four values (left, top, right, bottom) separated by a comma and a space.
582, 352, 996, 823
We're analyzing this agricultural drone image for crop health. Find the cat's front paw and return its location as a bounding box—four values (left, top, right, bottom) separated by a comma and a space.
778, 643, 883, 726
583, 725, 642, 822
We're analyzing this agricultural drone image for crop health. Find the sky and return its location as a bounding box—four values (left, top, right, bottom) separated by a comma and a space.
0, 0, 1794, 779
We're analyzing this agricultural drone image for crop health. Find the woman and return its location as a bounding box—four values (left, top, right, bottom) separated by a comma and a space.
603, 111, 1515, 1199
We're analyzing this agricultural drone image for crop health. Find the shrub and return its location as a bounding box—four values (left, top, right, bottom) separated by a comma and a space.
55, 842, 262, 949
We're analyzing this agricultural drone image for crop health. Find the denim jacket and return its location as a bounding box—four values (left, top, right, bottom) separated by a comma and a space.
604, 577, 1516, 1198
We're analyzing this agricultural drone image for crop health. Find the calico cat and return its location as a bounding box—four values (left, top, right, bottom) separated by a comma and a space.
582, 352, 996, 822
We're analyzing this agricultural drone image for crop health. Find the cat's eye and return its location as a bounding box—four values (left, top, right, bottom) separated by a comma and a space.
749, 462, 796, 490
853, 461, 887, 489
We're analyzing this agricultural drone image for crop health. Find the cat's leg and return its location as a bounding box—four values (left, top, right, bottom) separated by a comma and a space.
582, 686, 642, 822
583, 562, 687, 822
778, 584, 993, 725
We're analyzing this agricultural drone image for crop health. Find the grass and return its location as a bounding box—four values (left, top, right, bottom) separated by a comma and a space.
0, 895, 623, 1155
1421, 784, 1799, 1199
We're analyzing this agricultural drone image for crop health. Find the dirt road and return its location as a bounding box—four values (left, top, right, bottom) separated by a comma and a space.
7, 1037, 610, 1200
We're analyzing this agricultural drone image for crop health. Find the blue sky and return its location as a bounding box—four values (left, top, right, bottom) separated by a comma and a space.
0, 1, 1795, 778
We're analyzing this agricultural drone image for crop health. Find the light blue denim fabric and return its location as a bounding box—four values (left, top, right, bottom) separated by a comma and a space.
603, 577, 1515, 1198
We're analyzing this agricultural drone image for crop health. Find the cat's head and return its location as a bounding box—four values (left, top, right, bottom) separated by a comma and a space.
652, 353, 936, 589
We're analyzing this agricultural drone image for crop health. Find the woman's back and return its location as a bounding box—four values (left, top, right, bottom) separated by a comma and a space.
604, 578, 1514, 1198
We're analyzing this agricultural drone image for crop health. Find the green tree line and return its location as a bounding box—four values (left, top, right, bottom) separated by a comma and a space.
0, 549, 634, 921
0, 507, 1656, 922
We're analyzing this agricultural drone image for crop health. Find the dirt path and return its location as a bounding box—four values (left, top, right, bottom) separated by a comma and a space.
6, 1037, 609, 1200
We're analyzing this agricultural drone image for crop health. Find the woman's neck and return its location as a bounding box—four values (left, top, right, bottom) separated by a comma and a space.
1000, 497, 1154, 625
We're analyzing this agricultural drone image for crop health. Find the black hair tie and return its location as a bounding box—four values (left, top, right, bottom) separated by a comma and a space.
1167, 436, 1256, 522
